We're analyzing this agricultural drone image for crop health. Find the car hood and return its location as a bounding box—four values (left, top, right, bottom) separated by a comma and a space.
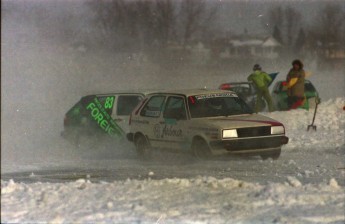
195, 114, 282, 129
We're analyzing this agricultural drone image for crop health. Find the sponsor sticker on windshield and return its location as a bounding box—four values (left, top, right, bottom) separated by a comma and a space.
194, 92, 237, 100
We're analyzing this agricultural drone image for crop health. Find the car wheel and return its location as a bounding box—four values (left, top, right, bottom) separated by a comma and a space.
261, 100, 266, 111
192, 138, 212, 160
260, 148, 281, 160
277, 103, 283, 111
135, 135, 152, 160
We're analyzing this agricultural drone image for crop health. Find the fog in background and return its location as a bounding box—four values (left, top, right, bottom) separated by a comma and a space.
2, 0, 344, 170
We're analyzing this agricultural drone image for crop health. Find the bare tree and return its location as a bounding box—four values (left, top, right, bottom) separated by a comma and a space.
268, 6, 284, 30
316, 4, 345, 44
265, 6, 302, 47
179, 0, 217, 46
305, 4, 345, 63
88, 0, 217, 52
88, 0, 177, 49
272, 25, 283, 44
284, 7, 302, 46
294, 28, 306, 55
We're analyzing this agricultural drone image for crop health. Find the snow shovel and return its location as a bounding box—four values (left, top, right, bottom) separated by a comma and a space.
307, 98, 319, 131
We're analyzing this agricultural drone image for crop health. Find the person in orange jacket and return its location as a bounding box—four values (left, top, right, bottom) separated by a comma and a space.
283, 59, 306, 109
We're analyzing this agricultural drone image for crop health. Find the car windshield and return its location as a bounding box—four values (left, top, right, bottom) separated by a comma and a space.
188, 94, 253, 118
305, 82, 316, 92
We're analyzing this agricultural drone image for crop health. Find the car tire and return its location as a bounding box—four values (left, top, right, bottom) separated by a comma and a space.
261, 100, 266, 111
260, 148, 281, 160
277, 103, 283, 111
135, 135, 152, 160
192, 138, 212, 160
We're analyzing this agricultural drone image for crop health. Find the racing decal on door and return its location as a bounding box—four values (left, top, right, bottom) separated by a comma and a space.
153, 124, 161, 138
161, 125, 183, 138
104, 96, 115, 109
86, 97, 125, 139
152, 124, 183, 139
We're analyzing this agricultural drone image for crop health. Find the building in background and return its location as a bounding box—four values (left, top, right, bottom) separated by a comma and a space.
218, 36, 281, 60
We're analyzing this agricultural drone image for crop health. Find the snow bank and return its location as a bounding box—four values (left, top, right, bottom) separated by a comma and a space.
1, 177, 344, 223
266, 97, 345, 150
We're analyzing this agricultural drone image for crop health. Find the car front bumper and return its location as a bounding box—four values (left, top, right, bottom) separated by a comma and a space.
209, 135, 289, 155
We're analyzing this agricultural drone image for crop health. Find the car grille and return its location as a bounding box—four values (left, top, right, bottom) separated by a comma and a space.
209, 136, 286, 152
223, 137, 282, 151
236, 126, 271, 137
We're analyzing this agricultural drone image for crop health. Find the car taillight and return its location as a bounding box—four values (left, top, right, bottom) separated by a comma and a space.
220, 84, 231, 90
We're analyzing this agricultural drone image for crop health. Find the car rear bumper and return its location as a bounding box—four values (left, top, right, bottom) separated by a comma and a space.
209, 135, 288, 155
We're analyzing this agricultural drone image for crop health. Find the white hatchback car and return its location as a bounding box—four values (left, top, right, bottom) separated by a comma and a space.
127, 89, 289, 159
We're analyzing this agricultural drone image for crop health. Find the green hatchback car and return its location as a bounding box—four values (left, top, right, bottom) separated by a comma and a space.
61, 92, 147, 146
271, 80, 321, 111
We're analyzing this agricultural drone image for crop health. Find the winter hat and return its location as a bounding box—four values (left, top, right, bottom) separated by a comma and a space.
253, 64, 262, 71
292, 59, 303, 69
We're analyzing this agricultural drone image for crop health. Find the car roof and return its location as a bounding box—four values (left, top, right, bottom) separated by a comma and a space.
83, 90, 160, 98
276, 79, 312, 84
221, 82, 253, 85
146, 89, 238, 97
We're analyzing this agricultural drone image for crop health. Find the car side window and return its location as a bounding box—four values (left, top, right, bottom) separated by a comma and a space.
140, 96, 165, 117
305, 82, 316, 92
163, 96, 187, 120
116, 95, 143, 116
274, 82, 282, 92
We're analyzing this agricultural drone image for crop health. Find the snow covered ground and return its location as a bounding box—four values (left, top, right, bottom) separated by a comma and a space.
2, 2, 344, 222
2, 176, 344, 223
267, 97, 345, 151
2, 98, 344, 223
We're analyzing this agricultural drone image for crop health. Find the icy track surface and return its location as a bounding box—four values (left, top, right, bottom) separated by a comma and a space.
1, 98, 345, 223
2, 177, 344, 223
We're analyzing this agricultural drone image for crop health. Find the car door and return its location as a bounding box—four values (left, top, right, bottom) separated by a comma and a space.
111, 94, 144, 133
160, 95, 189, 150
138, 95, 167, 148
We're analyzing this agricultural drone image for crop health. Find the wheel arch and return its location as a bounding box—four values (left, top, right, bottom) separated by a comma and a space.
191, 135, 209, 147
134, 132, 150, 145
191, 135, 212, 159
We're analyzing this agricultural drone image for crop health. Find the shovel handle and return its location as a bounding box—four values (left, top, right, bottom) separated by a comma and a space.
307, 98, 319, 131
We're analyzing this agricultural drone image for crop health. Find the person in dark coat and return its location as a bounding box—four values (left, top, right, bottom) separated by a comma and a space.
284, 59, 306, 109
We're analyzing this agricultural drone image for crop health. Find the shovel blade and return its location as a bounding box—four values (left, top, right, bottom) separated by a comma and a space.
307, 125, 317, 131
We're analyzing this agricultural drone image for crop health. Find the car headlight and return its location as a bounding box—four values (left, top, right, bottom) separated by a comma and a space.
223, 129, 238, 138
271, 126, 285, 135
